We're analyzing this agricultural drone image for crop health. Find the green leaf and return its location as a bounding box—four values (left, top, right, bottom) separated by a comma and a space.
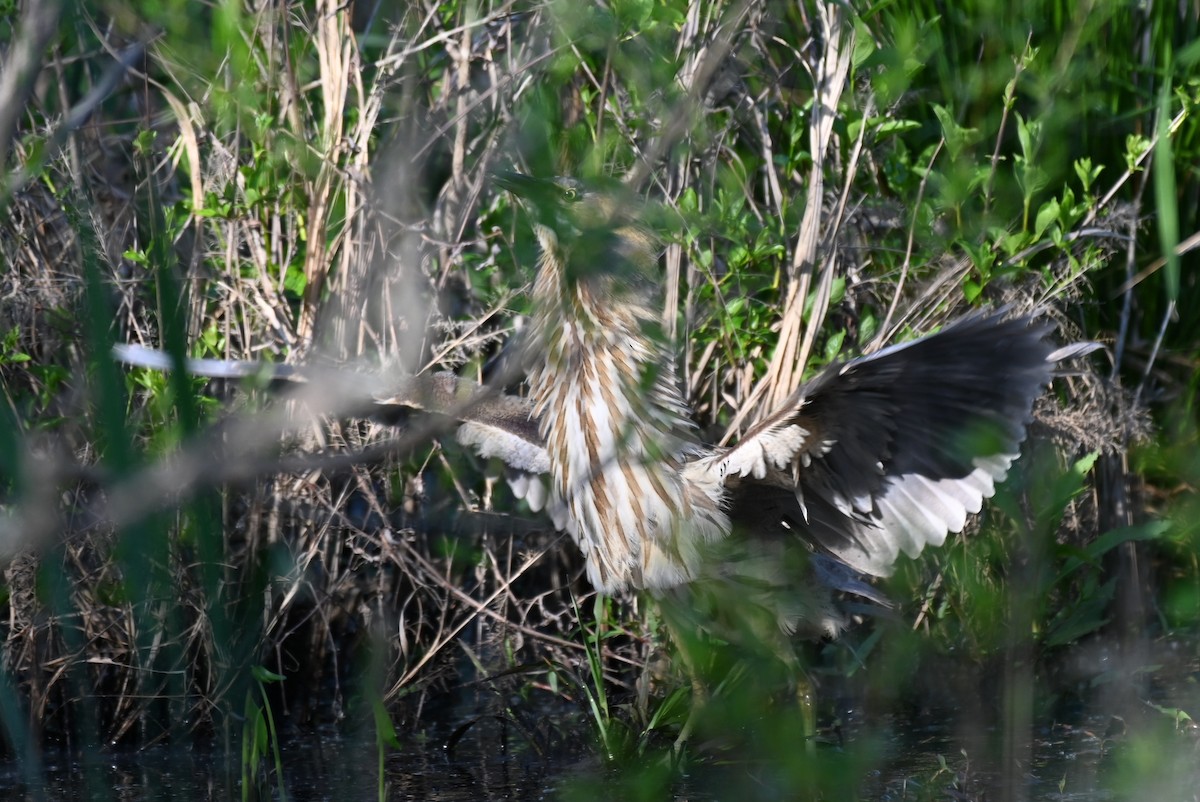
1033, 197, 1061, 240
1073, 157, 1104, 194
729, 244, 749, 267
251, 665, 286, 683
1016, 158, 1048, 200
857, 311, 878, 344
1124, 133, 1152, 171
874, 118, 921, 138
1000, 229, 1030, 256
823, 329, 846, 362
373, 699, 401, 749
1153, 72, 1180, 303
1015, 112, 1042, 161
1146, 701, 1195, 729
612, 0, 652, 30
932, 103, 980, 161
960, 239, 995, 280
283, 264, 307, 296
1054, 520, 1170, 584
1044, 579, 1115, 646
678, 187, 698, 213
852, 16, 876, 69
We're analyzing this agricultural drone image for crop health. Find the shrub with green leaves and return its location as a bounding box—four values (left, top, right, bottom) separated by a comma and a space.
0, 0, 1196, 796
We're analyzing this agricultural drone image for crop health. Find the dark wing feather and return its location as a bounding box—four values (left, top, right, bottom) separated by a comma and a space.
712, 311, 1059, 576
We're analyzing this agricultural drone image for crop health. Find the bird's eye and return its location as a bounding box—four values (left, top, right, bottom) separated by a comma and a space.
561, 187, 579, 202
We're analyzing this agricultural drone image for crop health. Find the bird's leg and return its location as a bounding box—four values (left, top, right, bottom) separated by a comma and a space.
653, 594, 710, 755
795, 667, 817, 752
670, 627, 709, 754
781, 648, 817, 751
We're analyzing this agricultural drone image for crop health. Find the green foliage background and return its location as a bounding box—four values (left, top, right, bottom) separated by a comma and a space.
0, 0, 1197, 798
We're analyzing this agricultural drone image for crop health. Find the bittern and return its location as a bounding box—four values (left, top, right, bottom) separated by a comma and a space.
488, 170, 1091, 747
114, 172, 1083, 745
494, 171, 1074, 638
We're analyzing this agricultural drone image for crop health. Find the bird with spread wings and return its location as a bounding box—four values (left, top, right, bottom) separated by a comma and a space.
115, 171, 1093, 747
116, 173, 1089, 647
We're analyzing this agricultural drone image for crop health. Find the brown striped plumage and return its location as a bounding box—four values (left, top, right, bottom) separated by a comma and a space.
518, 179, 727, 591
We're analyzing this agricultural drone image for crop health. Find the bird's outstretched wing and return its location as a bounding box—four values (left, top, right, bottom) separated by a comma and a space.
113, 343, 307, 381
113, 343, 551, 508
707, 311, 1066, 576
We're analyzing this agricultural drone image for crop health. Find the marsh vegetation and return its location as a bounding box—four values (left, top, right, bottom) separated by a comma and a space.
0, 0, 1197, 799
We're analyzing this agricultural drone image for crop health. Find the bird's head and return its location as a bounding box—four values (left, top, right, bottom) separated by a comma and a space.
494, 171, 660, 290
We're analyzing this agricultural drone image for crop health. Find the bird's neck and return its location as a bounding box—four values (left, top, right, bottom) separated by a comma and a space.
528, 248, 692, 449
527, 249, 706, 591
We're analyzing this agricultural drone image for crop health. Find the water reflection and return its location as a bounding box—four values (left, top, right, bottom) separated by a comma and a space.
1, 667, 1195, 801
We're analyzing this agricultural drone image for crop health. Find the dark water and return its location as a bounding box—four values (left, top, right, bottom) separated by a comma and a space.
2, 652, 1196, 801
3, 713, 1194, 801
0, 731, 574, 801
